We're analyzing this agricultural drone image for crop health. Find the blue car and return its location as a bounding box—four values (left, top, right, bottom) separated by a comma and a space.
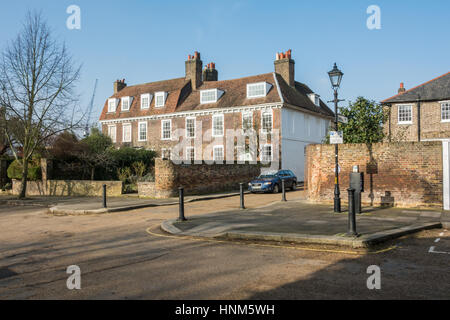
248, 170, 297, 193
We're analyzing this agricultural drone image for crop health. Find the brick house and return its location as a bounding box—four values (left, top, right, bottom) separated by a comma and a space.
99, 50, 333, 180
382, 71, 450, 142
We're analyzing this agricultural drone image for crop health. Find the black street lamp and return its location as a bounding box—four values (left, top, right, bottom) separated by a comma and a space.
328, 63, 344, 213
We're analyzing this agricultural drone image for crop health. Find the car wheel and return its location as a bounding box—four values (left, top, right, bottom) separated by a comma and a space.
273, 184, 279, 193
291, 181, 297, 191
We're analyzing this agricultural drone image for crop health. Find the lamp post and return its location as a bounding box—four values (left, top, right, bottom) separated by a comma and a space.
328, 63, 344, 213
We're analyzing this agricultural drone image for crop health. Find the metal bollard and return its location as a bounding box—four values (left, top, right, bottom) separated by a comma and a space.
240, 183, 245, 209
102, 184, 107, 208
281, 180, 286, 202
347, 188, 357, 236
178, 186, 186, 221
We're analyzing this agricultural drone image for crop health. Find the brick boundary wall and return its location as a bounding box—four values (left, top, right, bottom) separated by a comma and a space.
12, 180, 122, 197
305, 142, 443, 208
139, 158, 262, 198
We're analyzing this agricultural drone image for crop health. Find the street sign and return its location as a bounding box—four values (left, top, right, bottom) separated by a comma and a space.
338, 114, 348, 124
330, 131, 343, 144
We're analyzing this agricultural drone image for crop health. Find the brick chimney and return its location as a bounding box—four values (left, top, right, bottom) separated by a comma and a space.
202, 62, 218, 82
185, 51, 203, 90
398, 82, 406, 94
274, 49, 295, 87
114, 79, 127, 94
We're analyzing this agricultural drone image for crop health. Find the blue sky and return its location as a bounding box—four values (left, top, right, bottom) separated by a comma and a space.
1, 0, 449, 124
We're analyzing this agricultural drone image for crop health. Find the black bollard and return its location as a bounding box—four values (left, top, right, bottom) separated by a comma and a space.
240, 183, 245, 209
178, 187, 186, 221
347, 188, 357, 236
102, 184, 107, 208
281, 180, 286, 202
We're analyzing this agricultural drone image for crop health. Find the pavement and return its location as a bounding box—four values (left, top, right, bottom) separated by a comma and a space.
164, 199, 444, 248
0, 190, 248, 215
0, 198, 449, 299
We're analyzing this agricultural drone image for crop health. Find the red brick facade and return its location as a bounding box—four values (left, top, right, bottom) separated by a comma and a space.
305, 142, 443, 208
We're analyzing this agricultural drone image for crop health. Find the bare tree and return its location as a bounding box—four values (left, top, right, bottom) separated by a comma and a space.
0, 12, 82, 198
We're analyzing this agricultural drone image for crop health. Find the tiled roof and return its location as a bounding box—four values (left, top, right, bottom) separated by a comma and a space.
99, 73, 333, 121
382, 71, 450, 104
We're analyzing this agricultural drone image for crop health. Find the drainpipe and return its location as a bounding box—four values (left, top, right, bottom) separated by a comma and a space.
417, 95, 421, 142
388, 104, 392, 142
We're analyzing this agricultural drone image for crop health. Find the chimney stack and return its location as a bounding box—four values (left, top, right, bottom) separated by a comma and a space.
274, 49, 295, 87
114, 79, 127, 94
185, 51, 203, 90
202, 62, 218, 82
398, 82, 406, 94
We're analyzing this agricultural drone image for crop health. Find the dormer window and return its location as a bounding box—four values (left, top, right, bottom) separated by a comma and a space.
121, 96, 132, 111
247, 82, 272, 99
141, 93, 152, 109
155, 92, 167, 108
308, 93, 320, 106
200, 89, 224, 104
108, 98, 118, 113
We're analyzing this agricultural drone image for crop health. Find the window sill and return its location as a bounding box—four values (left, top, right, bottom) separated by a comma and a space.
397, 122, 412, 125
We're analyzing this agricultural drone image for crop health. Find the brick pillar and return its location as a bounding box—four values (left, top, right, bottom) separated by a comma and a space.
40, 158, 53, 181
0, 159, 8, 188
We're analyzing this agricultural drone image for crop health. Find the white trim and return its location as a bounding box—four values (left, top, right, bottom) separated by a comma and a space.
242, 111, 253, 132
108, 98, 118, 113
185, 116, 196, 139
100, 103, 282, 124
138, 121, 147, 141
440, 100, 450, 123
155, 92, 167, 108
443, 141, 450, 210
247, 82, 272, 99
161, 119, 172, 140
261, 143, 273, 162
185, 146, 195, 161
261, 109, 274, 133
212, 114, 224, 137
213, 145, 224, 162
107, 124, 117, 143
141, 93, 152, 110
200, 89, 224, 104
397, 104, 413, 125
121, 96, 132, 111
122, 122, 132, 142
272, 72, 284, 103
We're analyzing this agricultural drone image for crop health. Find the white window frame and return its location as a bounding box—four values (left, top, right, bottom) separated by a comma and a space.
242, 111, 253, 132
121, 96, 132, 111
185, 117, 196, 139
138, 121, 147, 142
122, 123, 132, 143
141, 93, 152, 110
246, 82, 272, 99
440, 101, 450, 123
200, 89, 224, 104
107, 125, 116, 143
261, 110, 273, 133
261, 144, 273, 162
213, 145, 224, 162
186, 146, 195, 161
397, 104, 413, 124
212, 114, 224, 137
155, 92, 167, 108
108, 98, 118, 113
161, 119, 172, 140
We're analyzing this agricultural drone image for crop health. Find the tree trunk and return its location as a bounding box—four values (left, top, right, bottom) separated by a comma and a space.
90, 166, 95, 181
19, 159, 29, 199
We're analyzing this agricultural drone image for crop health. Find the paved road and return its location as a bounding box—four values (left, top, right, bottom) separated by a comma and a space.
0, 191, 449, 299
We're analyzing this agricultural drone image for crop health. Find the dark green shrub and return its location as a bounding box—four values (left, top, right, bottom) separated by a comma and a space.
7, 159, 42, 181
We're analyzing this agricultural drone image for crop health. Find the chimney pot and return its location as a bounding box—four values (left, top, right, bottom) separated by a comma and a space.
398, 82, 406, 94
274, 49, 295, 86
